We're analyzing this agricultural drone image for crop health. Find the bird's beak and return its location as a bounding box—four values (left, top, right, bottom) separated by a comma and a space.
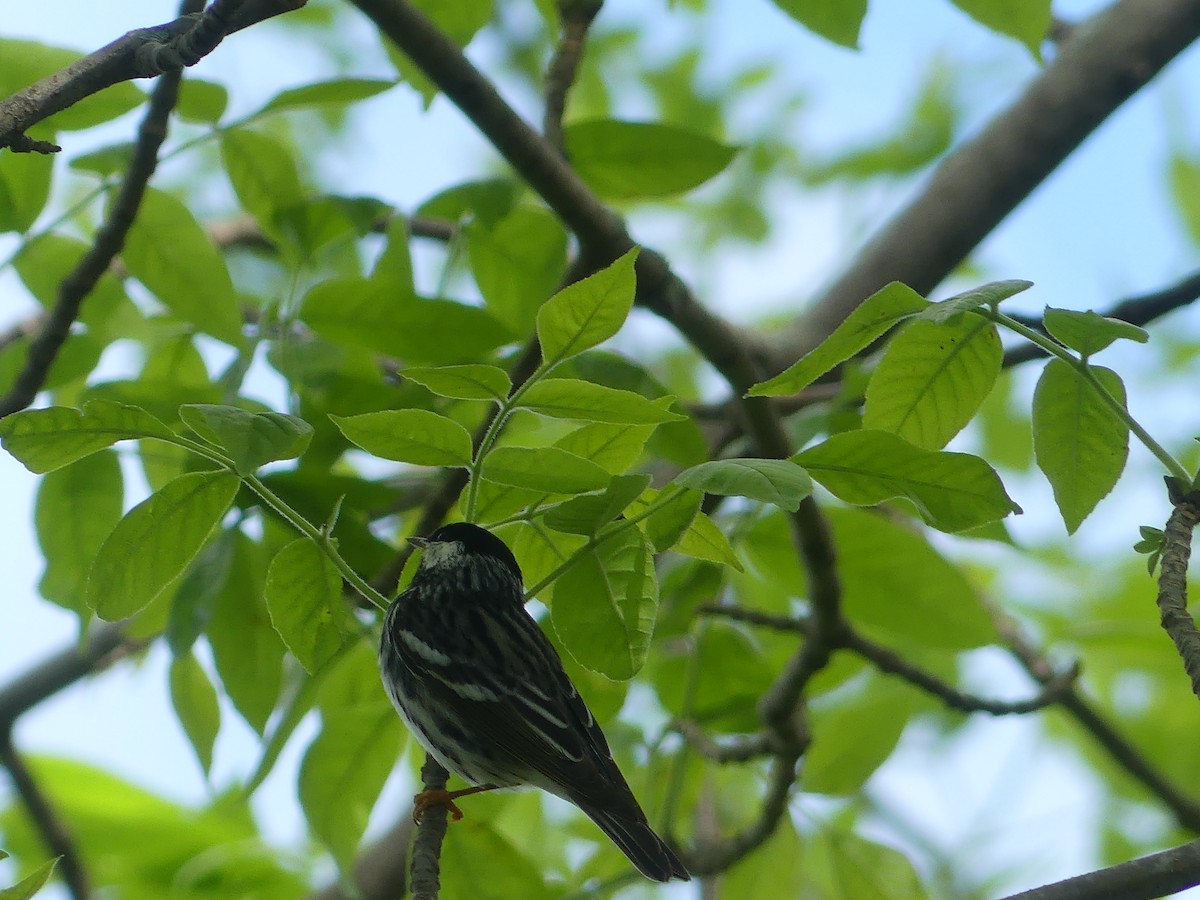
408, 536, 429, 550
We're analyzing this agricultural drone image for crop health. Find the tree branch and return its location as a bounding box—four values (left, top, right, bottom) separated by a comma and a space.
1001, 836, 1200, 900
778, 0, 1200, 367
1156, 480, 1200, 701
0, 0, 306, 153
543, 0, 603, 155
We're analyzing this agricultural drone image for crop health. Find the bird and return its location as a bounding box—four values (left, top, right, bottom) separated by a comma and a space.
378, 521, 690, 883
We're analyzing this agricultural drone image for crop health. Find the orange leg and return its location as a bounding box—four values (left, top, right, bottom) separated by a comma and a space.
411, 783, 500, 824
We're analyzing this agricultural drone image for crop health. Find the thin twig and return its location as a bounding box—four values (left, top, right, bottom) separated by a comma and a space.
409, 756, 451, 900
543, 0, 603, 155
1156, 480, 1200, 700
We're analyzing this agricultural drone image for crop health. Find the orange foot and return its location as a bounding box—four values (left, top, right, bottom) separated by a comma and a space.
411, 783, 500, 824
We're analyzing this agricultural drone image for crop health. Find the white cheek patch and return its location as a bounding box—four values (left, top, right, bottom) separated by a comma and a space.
419, 540, 466, 569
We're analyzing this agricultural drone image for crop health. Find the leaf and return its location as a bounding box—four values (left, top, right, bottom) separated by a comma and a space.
536, 250, 638, 365
300, 277, 513, 363
175, 79, 228, 123
265, 539, 351, 674
550, 528, 657, 679
220, 130, 303, 237
332, 409, 473, 467
481, 447, 611, 493
440, 820, 554, 899
831, 507, 993, 649
0, 401, 175, 474
518, 379, 685, 425
254, 78, 396, 115
179, 404, 312, 475
948, 0, 1051, 57
1033, 360, 1128, 533
805, 675, 918, 793
35, 450, 123, 618
168, 652, 221, 777
0, 149, 52, 233
674, 459, 813, 512
919, 279, 1032, 322
862, 314, 1002, 449
674, 511, 742, 570
543, 474, 652, 535
769, 0, 867, 47
1042, 307, 1149, 358
166, 530, 236, 656
795, 430, 1021, 532
299, 703, 403, 874
553, 420, 656, 474
0, 857, 58, 900
122, 188, 243, 346
86, 471, 240, 620
563, 120, 739, 199
749, 282, 928, 396
402, 364, 512, 401
639, 487, 702, 552
207, 533, 285, 733
466, 206, 568, 334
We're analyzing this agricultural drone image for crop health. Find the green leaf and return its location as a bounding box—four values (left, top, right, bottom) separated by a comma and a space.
831, 507, 993, 648
35, 450, 123, 618
550, 527, 657, 679
265, 539, 351, 674
948, 0, 1051, 57
372, 216, 413, 285
805, 675, 917, 793
466, 206, 568, 334
300, 277, 513, 363
122, 188, 243, 346
563, 120, 739, 199
440, 820, 554, 899
179, 404, 313, 475
536, 250, 638, 365
168, 651, 221, 776
0, 149, 52, 233
1170, 152, 1200, 248
332, 409, 473, 466
543, 474, 651, 535
175, 79, 228, 123
553, 420, 656, 474
1032, 360, 1128, 533
639, 487, 702, 552
86, 471, 240, 620
1042, 307, 1149, 358
0, 856, 58, 900
863, 314, 1002, 449
402, 364, 511, 401
769, 0, 867, 47
208, 533, 285, 733
674, 458, 813, 512
795, 430, 1021, 532
220, 130, 303, 237
808, 829, 924, 898
919, 279, 1032, 322
166, 530, 236, 656
0, 400, 174, 474
749, 282, 928, 396
299, 703, 402, 874
480, 446, 610, 493
518, 379, 685, 425
253, 78, 396, 116
675, 511, 742, 570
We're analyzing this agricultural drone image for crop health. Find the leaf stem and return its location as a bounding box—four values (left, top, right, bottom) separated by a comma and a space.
983, 309, 1191, 485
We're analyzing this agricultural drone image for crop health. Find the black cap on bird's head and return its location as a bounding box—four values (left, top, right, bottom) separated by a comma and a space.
410, 522, 523, 582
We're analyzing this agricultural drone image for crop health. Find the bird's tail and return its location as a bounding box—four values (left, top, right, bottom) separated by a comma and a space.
576, 801, 690, 882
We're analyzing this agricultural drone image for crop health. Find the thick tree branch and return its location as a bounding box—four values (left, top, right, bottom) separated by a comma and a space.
1002, 836, 1200, 900
0, 0, 304, 153
779, 0, 1200, 367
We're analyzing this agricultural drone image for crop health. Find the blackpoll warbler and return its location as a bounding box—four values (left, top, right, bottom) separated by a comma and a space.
379, 522, 689, 882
